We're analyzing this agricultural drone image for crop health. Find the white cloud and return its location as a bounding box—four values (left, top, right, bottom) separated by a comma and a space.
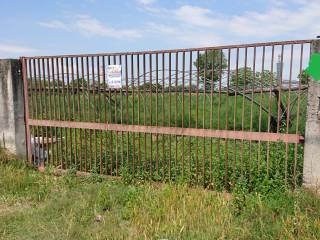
37, 0, 320, 49
73, 15, 141, 39
175, 31, 221, 46
146, 22, 221, 47
174, 5, 222, 28
39, 15, 141, 40
38, 20, 69, 30
146, 22, 176, 34
143, 5, 223, 46
143, 0, 320, 43
0, 43, 36, 54
229, 1, 320, 38
137, 0, 155, 6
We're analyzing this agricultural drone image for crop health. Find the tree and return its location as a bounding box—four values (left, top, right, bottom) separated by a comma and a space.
297, 69, 309, 85
230, 67, 255, 86
194, 50, 227, 90
231, 67, 277, 87
139, 82, 162, 91
69, 78, 88, 88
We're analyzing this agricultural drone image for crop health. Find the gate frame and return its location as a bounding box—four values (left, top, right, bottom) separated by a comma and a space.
19, 38, 317, 188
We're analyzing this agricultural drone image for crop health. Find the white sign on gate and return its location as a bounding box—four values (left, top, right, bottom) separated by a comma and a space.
107, 65, 122, 89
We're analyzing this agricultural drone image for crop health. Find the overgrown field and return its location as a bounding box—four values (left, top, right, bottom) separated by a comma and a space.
31, 91, 307, 133
1, 148, 320, 240
29, 90, 307, 190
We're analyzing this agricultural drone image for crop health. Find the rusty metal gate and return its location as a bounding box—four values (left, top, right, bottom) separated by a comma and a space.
21, 39, 312, 189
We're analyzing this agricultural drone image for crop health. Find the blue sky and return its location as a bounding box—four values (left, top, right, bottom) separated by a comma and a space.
0, 0, 319, 58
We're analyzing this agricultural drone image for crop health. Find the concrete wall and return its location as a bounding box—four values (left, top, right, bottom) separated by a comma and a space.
303, 40, 320, 187
0, 59, 26, 156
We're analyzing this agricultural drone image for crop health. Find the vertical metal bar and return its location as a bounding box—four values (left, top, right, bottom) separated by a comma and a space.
21, 58, 32, 164
56, 58, 63, 167
41, 58, 48, 167
125, 55, 129, 173
66, 57, 73, 168
70, 57, 77, 168
156, 53, 159, 176
258, 46, 265, 175
232, 48, 239, 185
91, 56, 97, 173
209, 50, 215, 184
137, 54, 141, 174
51, 57, 58, 167
168, 52, 172, 180
249, 47, 257, 183
81, 57, 87, 172
71, 57, 78, 170
113, 55, 118, 176
293, 44, 304, 188
86, 56, 92, 171
116, 55, 124, 176
131, 54, 135, 175
33, 59, 40, 164
276, 45, 284, 177
189, 51, 192, 181
107, 56, 113, 175
45, 58, 52, 165
66, 57, 71, 120
102, 56, 108, 175
175, 52, 178, 178
196, 50, 200, 183
76, 57, 82, 172
224, 48, 231, 188
97, 56, 103, 175
61, 57, 68, 168
182, 51, 185, 178
217, 50, 223, 183
162, 52, 165, 180
285, 44, 294, 183
149, 53, 153, 176
240, 48, 248, 177
28, 59, 35, 164
202, 50, 207, 185
37, 58, 44, 168
41, 58, 50, 167
276, 45, 284, 133
143, 53, 147, 174
119, 55, 124, 176
35, 59, 41, 166
266, 46, 275, 176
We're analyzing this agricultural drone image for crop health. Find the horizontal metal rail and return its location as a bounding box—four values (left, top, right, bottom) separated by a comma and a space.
29, 85, 308, 94
29, 119, 304, 143
22, 39, 314, 59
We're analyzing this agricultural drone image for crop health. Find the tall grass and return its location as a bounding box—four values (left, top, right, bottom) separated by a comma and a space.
0, 154, 319, 240
30, 91, 307, 133
28, 90, 307, 190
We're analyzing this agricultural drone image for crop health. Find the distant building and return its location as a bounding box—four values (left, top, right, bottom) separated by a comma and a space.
276, 55, 282, 82
276, 55, 299, 88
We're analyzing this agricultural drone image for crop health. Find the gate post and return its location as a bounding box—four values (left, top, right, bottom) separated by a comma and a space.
303, 39, 320, 187
0, 59, 26, 157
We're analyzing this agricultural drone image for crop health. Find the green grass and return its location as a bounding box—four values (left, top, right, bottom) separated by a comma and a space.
28, 91, 307, 189
30, 91, 307, 133
1, 148, 320, 240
